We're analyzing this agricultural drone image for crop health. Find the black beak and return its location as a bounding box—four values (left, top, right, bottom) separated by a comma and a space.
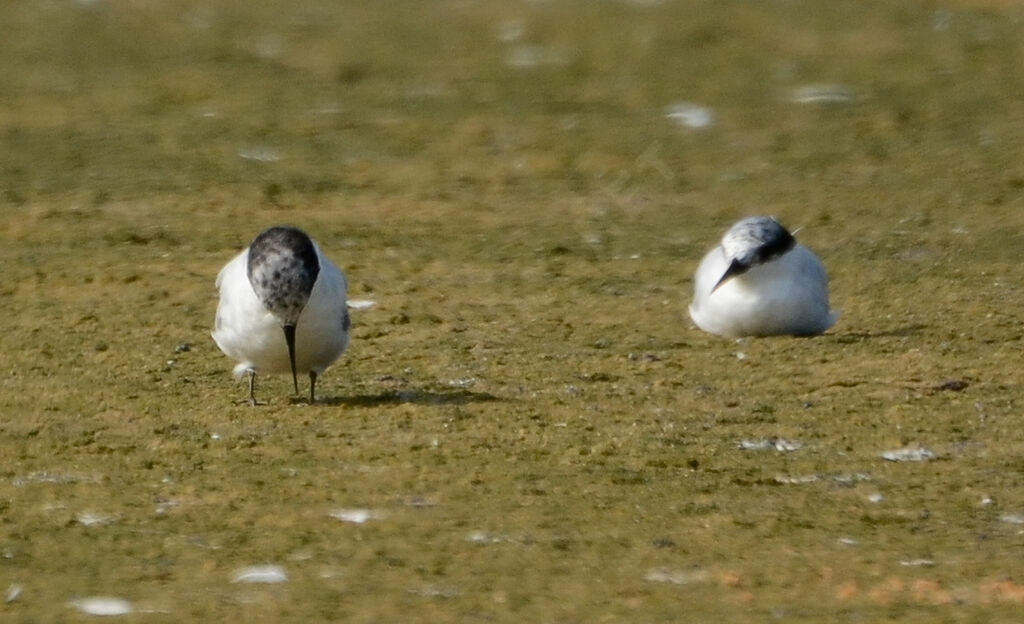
282, 324, 299, 394
711, 259, 750, 293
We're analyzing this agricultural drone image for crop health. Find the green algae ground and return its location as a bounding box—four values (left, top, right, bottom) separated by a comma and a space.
3, 0, 1024, 621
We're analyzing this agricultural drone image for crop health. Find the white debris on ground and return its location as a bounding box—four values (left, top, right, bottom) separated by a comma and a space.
231, 565, 288, 584
881, 447, 936, 462
69, 596, 134, 616
329, 508, 379, 524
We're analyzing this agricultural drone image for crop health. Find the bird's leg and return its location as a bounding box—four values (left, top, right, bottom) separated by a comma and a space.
309, 370, 317, 404
249, 370, 258, 405
234, 370, 261, 406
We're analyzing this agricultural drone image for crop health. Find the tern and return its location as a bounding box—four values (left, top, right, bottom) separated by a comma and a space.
213, 226, 350, 404
689, 216, 838, 337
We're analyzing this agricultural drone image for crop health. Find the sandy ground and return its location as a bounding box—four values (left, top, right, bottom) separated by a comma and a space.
2, 1, 1024, 621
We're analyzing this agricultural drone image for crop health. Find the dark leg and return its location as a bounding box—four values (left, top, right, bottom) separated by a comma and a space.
247, 370, 258, 406
309, 370, 317, 404
235, 370, 260, 406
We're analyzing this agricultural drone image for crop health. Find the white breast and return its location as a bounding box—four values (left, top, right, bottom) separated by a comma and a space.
212, 245, 349, 376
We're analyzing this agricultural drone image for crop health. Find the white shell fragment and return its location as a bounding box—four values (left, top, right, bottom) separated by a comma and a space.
999, 513, 1024, 525
790, 84, 853, 105
739, 437, 802, 452
465, 531, 508, 544
75, 511, 114, 527
6, 584, 23, 604
881, 447, 936, 462
231, 565, 288, 584
69, 596, 134, 616
346, 299, 376, 310
237, 146, 282, 163
329, 508, 377, 524
644, 568, 710, 585
408, 584, 460, 598
665, 102, 714, 129
774, 474, 819, 484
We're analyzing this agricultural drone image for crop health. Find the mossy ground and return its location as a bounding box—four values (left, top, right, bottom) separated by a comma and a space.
3, 0, 1024, 621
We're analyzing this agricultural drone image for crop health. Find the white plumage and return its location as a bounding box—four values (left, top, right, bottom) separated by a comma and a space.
212, 226, 350, 403
689, 217, 838, 338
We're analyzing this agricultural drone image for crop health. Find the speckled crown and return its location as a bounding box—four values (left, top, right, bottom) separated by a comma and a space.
246, 226, 321, 325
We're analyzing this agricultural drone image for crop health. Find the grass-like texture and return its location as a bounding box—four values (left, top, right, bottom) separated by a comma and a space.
3, 1, 1024, 621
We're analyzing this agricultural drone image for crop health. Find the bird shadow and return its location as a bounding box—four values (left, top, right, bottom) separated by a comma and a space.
304, 388, 504, 408
831, 324, 928, 341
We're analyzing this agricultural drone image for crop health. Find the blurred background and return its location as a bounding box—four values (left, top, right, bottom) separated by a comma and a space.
4, 0, 1021, 211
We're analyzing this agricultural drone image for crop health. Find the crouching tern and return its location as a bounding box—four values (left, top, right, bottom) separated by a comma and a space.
213, 226, 350, 404
689, 216, 838, 338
